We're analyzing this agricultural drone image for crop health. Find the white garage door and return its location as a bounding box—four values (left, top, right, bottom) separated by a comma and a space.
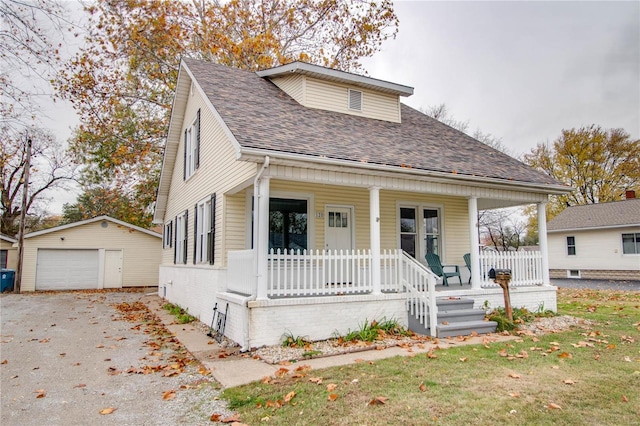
36, 249, 99, 290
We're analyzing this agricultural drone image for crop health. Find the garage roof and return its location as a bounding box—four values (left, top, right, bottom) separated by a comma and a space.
25, 216, 161, 239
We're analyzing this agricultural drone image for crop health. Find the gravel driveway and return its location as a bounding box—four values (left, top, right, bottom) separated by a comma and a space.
551, 278, 640, 291
0, 291, 231, 425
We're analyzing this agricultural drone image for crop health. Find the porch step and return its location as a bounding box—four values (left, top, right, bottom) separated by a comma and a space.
408, 297, 497, 338
436, 320, 498, 338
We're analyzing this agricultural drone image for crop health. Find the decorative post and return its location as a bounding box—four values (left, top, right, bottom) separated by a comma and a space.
370, 186, 381, 295
468, 196, 481, 289
537, 202, 550, 285
256, 176, 270, 300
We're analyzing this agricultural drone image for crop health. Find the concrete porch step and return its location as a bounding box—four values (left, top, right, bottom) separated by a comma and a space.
436, 297, 475, 311
432, 308, 486, 326
436, 320, 498, 338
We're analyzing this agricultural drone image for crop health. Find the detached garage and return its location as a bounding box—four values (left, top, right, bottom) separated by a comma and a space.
21, 216, 161, 292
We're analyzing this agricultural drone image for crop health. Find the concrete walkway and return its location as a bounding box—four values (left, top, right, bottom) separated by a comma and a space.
142, 294, 515, 388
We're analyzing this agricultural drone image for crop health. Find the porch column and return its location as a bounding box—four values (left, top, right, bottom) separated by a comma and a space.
370, 186, 382, 295
256, 177, 270, 300
537, 202, 551, 285
468, 196, 482, 289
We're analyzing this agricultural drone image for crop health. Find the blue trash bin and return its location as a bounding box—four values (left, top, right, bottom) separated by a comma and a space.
1, 269, 15, 292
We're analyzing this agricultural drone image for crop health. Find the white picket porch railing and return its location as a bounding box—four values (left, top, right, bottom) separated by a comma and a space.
400, 252, 438, 337
479, 250, 544, 287
226, 248, 545, 297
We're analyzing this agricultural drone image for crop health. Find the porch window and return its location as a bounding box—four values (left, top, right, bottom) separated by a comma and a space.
400, 207, 417, 258
269, 198, 307, 251
423, 209, 440, 255
194, 195, 215, 264
622, 233, 640, 254
566, 236, 576, 256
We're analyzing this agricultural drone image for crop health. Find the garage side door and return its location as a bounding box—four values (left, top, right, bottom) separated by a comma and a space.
36, 249, 99, 290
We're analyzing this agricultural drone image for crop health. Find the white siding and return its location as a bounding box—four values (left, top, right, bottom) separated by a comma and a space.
305, 77, 401, 122
269, 74, 305, 104
21, 221, 161, 292
160, 83, 256, 267
548, 226, 640, 272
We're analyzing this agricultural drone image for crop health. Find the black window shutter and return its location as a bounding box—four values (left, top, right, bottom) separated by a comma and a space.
183, 209, 188, 264
195, 108, 201, 169
169, 221, 173, 248
193, 203, 198, 264
173, 216, 178, 264
183, 129, 187, 180
208, 193, 216, 264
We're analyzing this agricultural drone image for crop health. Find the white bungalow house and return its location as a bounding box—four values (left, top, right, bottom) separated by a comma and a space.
547, 193, 640, 280
153, 59, 571, 350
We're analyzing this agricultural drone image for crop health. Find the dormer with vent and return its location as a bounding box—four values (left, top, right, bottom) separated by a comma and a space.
256, 62, 413, 123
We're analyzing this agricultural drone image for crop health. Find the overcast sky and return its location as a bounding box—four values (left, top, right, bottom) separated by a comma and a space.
42, 0, 639, 213
362, 0, 639, 156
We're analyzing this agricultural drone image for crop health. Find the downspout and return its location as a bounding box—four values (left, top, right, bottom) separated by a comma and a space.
242, 156, 270, 351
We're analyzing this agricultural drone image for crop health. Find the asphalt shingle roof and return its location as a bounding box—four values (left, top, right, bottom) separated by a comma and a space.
546, 198, 640, 231
184, 59, 563, 187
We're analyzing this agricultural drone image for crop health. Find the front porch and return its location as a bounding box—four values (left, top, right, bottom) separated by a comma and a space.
220, 248, 556, 349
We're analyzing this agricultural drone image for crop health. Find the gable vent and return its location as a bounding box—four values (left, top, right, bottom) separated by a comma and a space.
348, 89, 363, 111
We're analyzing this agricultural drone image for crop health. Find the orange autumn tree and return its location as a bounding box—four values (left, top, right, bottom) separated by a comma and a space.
55, 0, 398, 226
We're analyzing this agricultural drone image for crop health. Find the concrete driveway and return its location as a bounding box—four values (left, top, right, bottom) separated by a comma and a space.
0, 291, 231, 425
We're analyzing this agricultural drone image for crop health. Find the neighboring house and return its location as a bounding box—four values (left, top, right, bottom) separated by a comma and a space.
20, 216, 161, 291
547, 194, 640, 280
1, 234, 18, 270
154, 59, 571, 349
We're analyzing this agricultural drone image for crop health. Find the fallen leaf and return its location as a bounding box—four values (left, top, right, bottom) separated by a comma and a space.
35, 389, 46, 398
547, 402, 562, 410
163, 390, 176, 400
328, 393, 338, 401
74, 384, 86, 388
274, 368, 289, 378
369, 396, 388, 405
558, 352, 572, 359
210, 413, 221, 422
622, 395, 628, 402
508, 373, 521, 379
419, 382, 427, 392
221, 413, 240, 423
508, 392, 520, 398
459, 357, 468, 362
1, 360, 7, 364
326, 383, 337, 392
100, 407, 117, 415
284, 391, 296, 403
563, 379, 575, 385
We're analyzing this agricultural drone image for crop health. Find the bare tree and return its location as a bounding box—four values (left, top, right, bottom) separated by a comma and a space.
0, 127, 76, 236
479, 208, 527, 251
421, 103, 512, 156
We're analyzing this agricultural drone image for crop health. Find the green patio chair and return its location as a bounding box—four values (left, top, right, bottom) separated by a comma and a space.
463, 253, 472, 284
425, 253, 462, 286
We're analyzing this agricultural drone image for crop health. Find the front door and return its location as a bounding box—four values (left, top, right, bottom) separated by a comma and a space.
325, 206, 354, 251
325, 206, 354, 285
104, 249, 123, 289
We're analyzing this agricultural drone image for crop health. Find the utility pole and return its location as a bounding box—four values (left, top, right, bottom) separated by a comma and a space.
14, 134, 32, 294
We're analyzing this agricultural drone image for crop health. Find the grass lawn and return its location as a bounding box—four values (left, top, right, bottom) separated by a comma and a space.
221, 288, 640, 425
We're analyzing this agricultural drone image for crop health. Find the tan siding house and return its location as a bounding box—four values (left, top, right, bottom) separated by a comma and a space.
21, 216, 161, 292
1, 234, 18, 271
154, 59, 571, 349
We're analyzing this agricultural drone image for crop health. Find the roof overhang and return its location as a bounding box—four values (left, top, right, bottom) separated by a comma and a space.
238, 148, 572, 197
25, 216, 161, 239
548, 224, 640, 233
256, 61, 414, 97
